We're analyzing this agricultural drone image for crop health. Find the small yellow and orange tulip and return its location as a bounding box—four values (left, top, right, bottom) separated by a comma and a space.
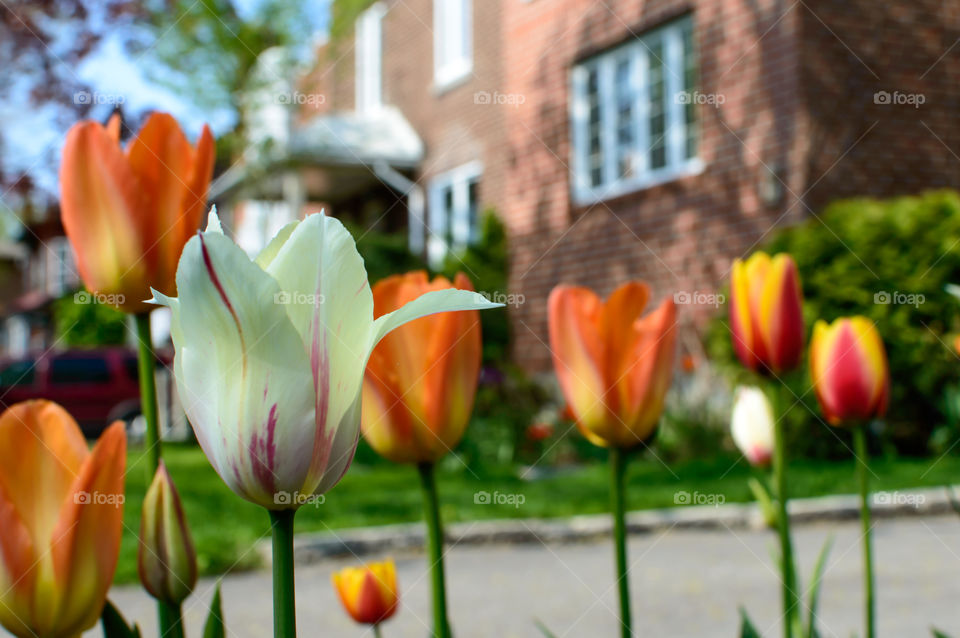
332, 559, 399, 626
138, 462, 197, 606
0, 400, 126, 638
60, 112, 214, 313
729, 252, 805, 374
361, 271, 482, 464
547, 282, 677, 448
810, 316, 890, 426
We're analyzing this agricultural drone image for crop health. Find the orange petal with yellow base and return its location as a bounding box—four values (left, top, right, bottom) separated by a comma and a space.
548, 282, 677, 449
60, 112, 214, 313
0, 401, 125, 638
362, 271, 481, 463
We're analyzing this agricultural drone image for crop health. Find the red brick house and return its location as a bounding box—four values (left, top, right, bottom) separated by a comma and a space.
217, 0, 960, 371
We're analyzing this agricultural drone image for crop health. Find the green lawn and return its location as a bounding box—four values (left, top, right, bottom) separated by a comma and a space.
116, 443, 960, 584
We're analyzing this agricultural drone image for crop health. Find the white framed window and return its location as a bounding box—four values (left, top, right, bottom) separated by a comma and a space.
570, 16, 700, 204
433, 0, 472, 89
426, 161, 482, 267
45, 237, 76, 296
355, 2, 385, 112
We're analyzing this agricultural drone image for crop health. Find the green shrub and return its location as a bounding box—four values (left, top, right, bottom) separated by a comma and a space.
52, 290, 128, 347
707, 190, 960, 457
440, 211, 511, 364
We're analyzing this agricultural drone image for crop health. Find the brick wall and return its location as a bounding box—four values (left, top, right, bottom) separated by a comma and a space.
798, 0, 960, 213
301, 0, 509, 221
503, 0, 807, 371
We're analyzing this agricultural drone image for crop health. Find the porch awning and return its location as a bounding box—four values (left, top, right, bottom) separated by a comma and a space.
210, 106, 423, 201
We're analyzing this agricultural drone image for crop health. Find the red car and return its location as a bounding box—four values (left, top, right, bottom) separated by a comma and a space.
0, 347, 169, 436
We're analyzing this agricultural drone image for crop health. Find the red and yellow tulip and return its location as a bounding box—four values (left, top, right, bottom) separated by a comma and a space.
729, 252, 805, 374
361, 271, 482, 464
0, 400, 126, 638
548, 282, 677, 448
810, 316, 890, 426
138, 462, 197, 606
60, 112, 214, 313
332, 559, 399, 626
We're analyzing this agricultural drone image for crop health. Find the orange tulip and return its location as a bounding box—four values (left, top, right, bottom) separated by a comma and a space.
729, 252, 805, 374
361, 271, 481, 463
60, 112, 214, 313
810, 317, 890, 426
548, 282, 677, 448
332, 559, 399, 625
0, 400, 126, 638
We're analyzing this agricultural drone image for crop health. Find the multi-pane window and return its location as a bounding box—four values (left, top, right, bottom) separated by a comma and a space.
433, 0, 472, 88
571, 16, 699, 203
426, 162, 482, 267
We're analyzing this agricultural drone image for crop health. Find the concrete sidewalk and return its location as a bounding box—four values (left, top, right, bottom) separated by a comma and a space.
93, 514, 960, 638
280, 484, 958, 565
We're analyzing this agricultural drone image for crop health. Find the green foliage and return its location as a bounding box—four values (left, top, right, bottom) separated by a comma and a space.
52, 291, 127, 347
440, 211, 511, 363
330, 0, 377, 47
349, 223, 427, 284
456, 365, 552, 470
708, 190, 960, 456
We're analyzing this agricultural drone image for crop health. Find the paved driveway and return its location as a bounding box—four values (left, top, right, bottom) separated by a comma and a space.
81, 515, 960, 637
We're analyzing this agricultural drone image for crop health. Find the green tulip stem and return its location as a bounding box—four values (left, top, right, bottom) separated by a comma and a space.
767, 385, 799, 638
417, 462, 452, 638
854, 425, 875, 638
158, 601, 185, 638
136, 312, 169, 638
134, 312, 161, 473
270, 509, 297, 638
373, 624, 383, 638
609, 446, 632, 638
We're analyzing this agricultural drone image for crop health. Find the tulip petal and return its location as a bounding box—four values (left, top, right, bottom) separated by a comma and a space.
0, 481, 35, 638
156, 230, 318, 507
49, 420, 126, 636
126, 113, 194, 283
59, 120, 147, 298
0, 401, 89, 557
362, 272, 482, 463
547, 286, 609, 437
617, 297, 677, 446
260, 212, 374, 493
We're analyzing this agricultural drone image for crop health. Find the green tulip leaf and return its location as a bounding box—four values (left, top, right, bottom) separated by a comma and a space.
101, 600, 142, 638
203, 582, 226, 638
739, 607, 762, 638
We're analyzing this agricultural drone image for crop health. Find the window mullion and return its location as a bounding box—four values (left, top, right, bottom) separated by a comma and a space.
633, 42, 649, 181
599, 55, 617, 191
664, 25, 685, 170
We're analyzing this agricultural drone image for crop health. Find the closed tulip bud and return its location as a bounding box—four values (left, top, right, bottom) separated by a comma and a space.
810, 316, 890, 426
548, 282, 677, 448
60, 112, 214, 313
150, 210, 500, 509
730, 252, 805, 374
730, 386, 775, 467
362, 271, 481, 463
138, 462, 197, 605
0, 401, 126, 638
332, 559, 399, 625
